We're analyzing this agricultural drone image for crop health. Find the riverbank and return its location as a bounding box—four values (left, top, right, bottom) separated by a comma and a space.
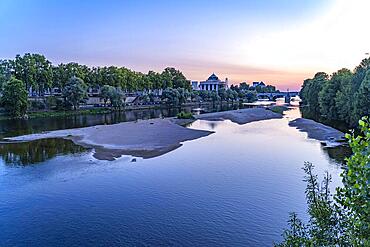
197, 107, 282, 124
0, 102, 231, 121
6, 108, 282, 160
289, 118, 345, 146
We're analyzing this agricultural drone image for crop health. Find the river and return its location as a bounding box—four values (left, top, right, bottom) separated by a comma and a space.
0, 107, 348, 246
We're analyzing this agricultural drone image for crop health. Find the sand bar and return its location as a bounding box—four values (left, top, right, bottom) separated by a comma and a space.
6, 108, 283, 160
7, 118, 213, 160
196, 108, 282, 124
289, 118, 345, 145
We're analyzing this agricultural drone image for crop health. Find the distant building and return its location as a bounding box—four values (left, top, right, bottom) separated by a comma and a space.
250, 81, 266, 88
198, 73, 228, 91
191, 81, 199, 90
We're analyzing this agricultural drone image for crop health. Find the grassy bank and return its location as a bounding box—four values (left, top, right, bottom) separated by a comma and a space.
0, 108, 114, 121
268, 105, 289, 114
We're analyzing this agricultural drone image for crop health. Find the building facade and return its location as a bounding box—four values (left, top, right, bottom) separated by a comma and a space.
250, 81, 266, 88
198, 73, 228, 91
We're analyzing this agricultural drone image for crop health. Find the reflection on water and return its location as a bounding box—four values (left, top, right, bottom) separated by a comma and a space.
300, 106, 350, 133
0, 139, 88, 166
0, 106, 351, 166
0, 104, 242, 139
0, 107, 351, 246
323, 145, 352, 165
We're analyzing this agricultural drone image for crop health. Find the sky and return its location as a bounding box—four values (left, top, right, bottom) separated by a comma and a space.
0, 0, 369, 90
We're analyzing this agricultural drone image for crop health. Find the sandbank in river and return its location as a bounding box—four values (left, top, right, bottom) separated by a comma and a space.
5, 108, 345, 160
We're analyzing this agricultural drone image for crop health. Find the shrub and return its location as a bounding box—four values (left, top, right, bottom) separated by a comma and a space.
269, 105, 288, 114
277, 117, 370, 246
29, 100, 46, 111
176, 111, 194, 119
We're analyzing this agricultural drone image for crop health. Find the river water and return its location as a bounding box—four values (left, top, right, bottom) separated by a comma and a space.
0, 107, 347, 246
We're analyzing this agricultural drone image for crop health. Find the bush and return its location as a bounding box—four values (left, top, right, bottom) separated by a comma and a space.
176, 111, 194, 119
269, 105, 288, 114
277, 117, 370, 246
1, 77, 28, 118
29, 100, 46, 111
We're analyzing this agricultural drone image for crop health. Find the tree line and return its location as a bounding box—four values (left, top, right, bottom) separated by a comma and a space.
0, 53, 192, 117
0, 53, 191, 94
300, 57, 370, 127
0, 53, 269, 118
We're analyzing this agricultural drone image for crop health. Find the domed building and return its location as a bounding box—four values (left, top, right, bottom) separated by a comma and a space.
198, 73, 228, 91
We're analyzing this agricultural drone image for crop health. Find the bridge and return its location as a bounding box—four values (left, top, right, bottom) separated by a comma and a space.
257, 91, 300, 101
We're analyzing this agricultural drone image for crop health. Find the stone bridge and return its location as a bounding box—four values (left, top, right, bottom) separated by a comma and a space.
257, 91, 300, 101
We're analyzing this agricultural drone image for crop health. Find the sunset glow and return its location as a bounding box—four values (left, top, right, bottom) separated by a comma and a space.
1, 0, 369, 90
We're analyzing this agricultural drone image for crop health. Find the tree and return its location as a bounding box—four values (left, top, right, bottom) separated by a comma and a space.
100, 85, 114, 107
353, 71, 370, 121
161, 88, 180, 105
244, 90, 257, 103
218, 88, 228, 102
1, 77, 28, 118
176, 88, 190, 105
337, 117, 370, 244
146, 70, 163, 90
198, 90, 210, 102
109, 87, 124, 110
209, 91, 220, 104
11, 53, 53, 96
335, 69, 354, 124
276, 213, 309, 246
162, 68, 191, 90
352, 57, 370, 90
227, 89, 238, 103
300, 72, 328, 116
319, 69, 351, 120
62, 77, 88, 110
239, 82, 250, 91
0, 60, 12, 90
12, 53, 37, 92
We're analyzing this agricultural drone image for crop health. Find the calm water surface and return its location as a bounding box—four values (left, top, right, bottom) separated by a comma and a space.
0, 104, 241, 138
0, 108, 346, 246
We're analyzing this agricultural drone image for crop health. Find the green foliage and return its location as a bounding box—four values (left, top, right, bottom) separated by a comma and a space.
0, 60, 12, 90
269, 105, 288, 114
337, 117, 370, 245
1, 53, 192, 99
209, 91, 221, 103
301, 57, 370, 127
278, 118, 370, 246
62, 77, 88, 110
319, 69, 351, 120
239, 82, 250, 91
29, 100, 46, 111
354, 71, 370, 121
276, 213, 310, 247
109, 87, 124, 109
334, 70, 354, 124
244, 91, 257, 103
301, 72, 328, 115
161, 67, 191, 90
1, 77, 28, 118
256, 84, 277, 93
161, 88, 190, 105
100, 85, 114, 106
176, 111, 194, 119
12, 53, 53, 96
45, 96, 64, 110
100, 85, 124, 108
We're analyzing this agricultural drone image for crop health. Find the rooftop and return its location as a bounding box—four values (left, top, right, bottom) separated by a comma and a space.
207, 73, 219, 81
